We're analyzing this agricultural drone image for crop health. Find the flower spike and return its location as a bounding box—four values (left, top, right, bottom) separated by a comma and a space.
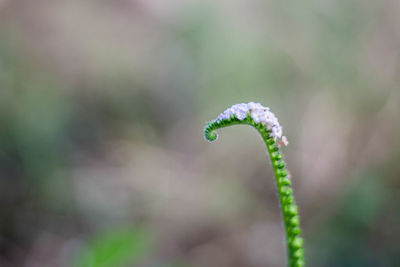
204, 102, 304, 267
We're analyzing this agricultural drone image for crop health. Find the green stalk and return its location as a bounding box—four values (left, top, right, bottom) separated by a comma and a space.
204, 115, 305, 267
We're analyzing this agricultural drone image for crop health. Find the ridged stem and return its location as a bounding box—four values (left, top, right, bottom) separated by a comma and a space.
204, 115, 305, 267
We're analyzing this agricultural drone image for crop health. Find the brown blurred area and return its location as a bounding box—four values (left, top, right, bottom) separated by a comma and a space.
1, 0, 400, 266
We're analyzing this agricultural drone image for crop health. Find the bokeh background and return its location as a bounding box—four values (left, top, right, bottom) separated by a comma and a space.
1, 0, 400, 266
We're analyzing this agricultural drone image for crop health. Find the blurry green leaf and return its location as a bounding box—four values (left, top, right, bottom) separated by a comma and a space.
76, 226, 153, 267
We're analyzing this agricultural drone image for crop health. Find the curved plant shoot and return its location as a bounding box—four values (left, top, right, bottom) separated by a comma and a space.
204, 102, 305, 267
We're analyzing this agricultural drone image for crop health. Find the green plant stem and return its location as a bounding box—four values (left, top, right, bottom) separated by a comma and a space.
204, 116, 305, 267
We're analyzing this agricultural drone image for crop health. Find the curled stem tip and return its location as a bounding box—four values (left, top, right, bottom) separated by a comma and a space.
204, 122, 218, 142
203, 102, 304, 267
205, 129, 217, 141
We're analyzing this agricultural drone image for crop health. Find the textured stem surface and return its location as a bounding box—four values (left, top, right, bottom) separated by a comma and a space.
204, 115, 305, 267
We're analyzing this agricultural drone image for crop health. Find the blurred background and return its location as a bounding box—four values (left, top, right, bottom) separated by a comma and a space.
0, 0, 400, 266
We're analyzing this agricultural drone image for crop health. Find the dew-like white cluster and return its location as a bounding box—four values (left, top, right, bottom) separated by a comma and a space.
214, 102, 288, 145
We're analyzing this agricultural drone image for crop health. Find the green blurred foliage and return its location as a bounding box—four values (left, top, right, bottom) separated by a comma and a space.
308, 172, 388, 266
76, 227, 153, 267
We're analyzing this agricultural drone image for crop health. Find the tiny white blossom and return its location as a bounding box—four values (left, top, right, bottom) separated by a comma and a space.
232, 103, 248, 120
247, 102, 263, 111
251, 109, 265, 123
271, 125, 283, 138
282, 136, 289, 146
225, 108, 232, 118
220, 108, 233, 120
264, 111, 277, 125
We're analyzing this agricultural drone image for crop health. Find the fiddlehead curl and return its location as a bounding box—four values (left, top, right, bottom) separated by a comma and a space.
204, 102, 304, 267
204, 117, 242, 142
